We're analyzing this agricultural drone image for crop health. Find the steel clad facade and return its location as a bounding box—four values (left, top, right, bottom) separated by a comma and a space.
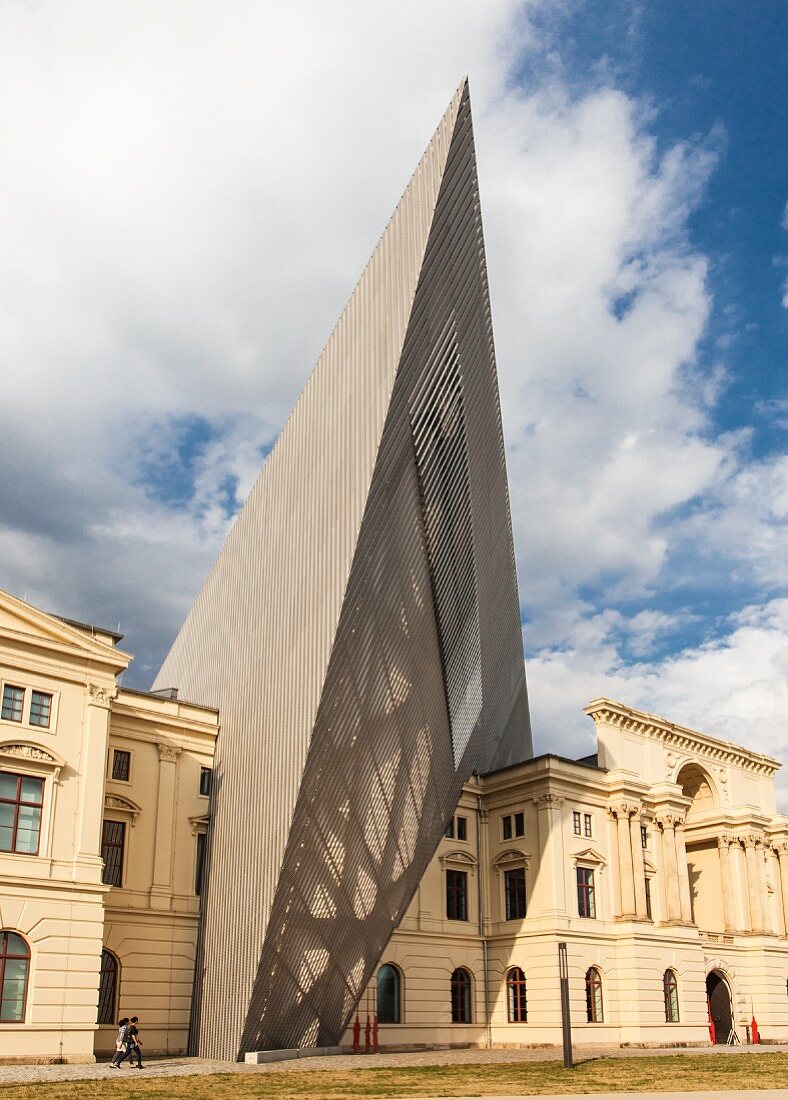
153, 80, 533, 1060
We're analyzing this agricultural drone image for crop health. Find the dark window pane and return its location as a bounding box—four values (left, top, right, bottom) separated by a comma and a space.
645, 876, 652, 919
112, 751, 131, 782
456, 816, 467, 841
1, 686, 24, 723
577, 867, 596, 918
514, 812, 524, 837
101, 820, 126, 887
29, 691, 52, 728
195, 833, 206, 896
664, 970, 679, 1022
446, 869, 468, 921
97, 950, 117, 1025
586, 967, 603, 1022
377, 963, 400, 1023
584, 813, 592, 837
572, 811, 581, 835
0, 773, 43, 854
450, 968, 471, 1023
505, 867, 526, 920
502, 815, 512, 840
199, 767, 213, 797
444, 819, 454, 839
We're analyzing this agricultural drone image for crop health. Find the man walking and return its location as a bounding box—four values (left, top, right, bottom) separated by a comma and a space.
126, 1016, 144, 1069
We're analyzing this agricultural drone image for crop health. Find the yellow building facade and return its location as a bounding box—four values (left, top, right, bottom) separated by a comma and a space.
2, 587, 788, 1062
0, 590, 217, 1063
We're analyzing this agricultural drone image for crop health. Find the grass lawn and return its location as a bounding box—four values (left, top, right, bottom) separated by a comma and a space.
1, 1053, 788, 1100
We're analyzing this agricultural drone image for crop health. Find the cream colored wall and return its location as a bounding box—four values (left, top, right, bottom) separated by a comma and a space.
0, 591, 130, 1063
96, 689, 217, 1057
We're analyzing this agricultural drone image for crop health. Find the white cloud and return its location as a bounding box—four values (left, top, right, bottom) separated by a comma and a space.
0, 1, 785, 796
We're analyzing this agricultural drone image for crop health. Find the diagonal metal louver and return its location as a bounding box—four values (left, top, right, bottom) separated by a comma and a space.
154, 79, 532, 1061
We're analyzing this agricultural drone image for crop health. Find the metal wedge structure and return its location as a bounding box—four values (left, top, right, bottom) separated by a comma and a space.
154, 79, 532, 1060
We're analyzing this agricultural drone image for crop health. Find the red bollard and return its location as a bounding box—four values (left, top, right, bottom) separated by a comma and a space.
352, 1014, 361, 1053
752, 1016, 760, 1045
364, 1013, 371, 1053
372, 1013, 379, 1054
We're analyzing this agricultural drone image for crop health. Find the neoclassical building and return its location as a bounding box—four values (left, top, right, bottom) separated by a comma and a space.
354, 699, 788, 1050
1, 587, 788, 1062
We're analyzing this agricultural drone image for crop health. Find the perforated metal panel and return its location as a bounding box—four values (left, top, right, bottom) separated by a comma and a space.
154, 80, 532, 1061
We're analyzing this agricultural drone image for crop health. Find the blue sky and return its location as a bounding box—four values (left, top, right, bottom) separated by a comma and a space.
0, 1, 785, 798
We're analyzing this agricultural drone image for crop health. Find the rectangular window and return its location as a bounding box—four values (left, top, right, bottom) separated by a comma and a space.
101, 820, 126, 887
502, 814, 512, 840
572, 811, 581, 835
111, 750, 131, 782
0, 772, 44, 854
199, 767, 213, 797
445, 819, 454, 838
456, 816, 467, 842
645, 875, 652, 920
1, 686, 24, 724
640, 824, 648, 849
577, 867, 596, 918
504, 867, 526, 920
28, 691, 52, 729
514, 811, 525, 838
583, 813, 592, 837
195, 832, 206, 896
446, 869, 468, 921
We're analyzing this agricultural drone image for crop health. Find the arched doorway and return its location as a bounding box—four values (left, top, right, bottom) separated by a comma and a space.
706, 970, 733, 1043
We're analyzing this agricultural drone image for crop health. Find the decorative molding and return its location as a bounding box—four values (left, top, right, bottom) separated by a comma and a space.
533, 793, 564, 810
573, 846, 606, 868
655, 813, 685, 830
440, 849, 478, 870
104, 793, 141, 823
157, 742, 182, 763
0, 741, 63, 779
493, 848, 530, 870
189, 813, 210, 835
584, 699, 780, 778
87, 683, 118, 707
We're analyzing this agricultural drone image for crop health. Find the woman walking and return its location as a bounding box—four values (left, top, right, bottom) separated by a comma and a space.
109, 1018, 129, 1068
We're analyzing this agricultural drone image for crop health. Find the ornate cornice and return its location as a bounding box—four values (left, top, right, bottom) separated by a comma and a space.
104, 793, 141, 822
584, 698, 780, 778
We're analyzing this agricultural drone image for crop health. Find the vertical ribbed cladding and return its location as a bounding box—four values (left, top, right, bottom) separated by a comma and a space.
153, 86, 466, 1061
235, 83, 532, 1054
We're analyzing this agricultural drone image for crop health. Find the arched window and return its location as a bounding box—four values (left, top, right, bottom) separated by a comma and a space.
451, 967, 472, 1024
506, 966, 527, 1022
585, 966, 603, 1023
98, 949, 119, 1025
663, 969, 679, 1022
0, 931, 30, 1022
377, 963, 401, 1024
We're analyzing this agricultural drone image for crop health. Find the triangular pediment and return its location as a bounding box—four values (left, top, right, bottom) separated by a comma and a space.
0, 589, 131, 670
574, 847, 607, 866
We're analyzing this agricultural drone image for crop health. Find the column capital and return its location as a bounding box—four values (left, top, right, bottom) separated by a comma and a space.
87, 682, 118, 708
533, 793, 564, 810
608, 801, 641, 819
656, 812, 684, 830
157, 742, 182, 763
742, 832, 762, 849
718, 833, 735, 848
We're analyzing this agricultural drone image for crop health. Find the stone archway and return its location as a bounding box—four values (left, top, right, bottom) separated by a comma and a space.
706, 969, 733, 1044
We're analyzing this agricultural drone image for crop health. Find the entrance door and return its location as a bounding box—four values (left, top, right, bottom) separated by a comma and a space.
706, 970, 733, 1044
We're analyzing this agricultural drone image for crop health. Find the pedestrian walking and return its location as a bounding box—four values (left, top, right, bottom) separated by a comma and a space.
109, 1018, 129, 1067
127, 1016, 144, 1068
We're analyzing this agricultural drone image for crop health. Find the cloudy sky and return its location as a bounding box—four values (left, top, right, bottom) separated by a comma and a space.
1, 2, 786, 796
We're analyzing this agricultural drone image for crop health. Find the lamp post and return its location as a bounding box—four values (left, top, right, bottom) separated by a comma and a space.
558, 941, 573, 1069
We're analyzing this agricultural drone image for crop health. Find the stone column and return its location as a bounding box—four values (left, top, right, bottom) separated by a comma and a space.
743, 834, 764, 933
776, 844, 788, 937
658, 815, 682, 922
717, 835, 736, 933
150, 742, 182, 909
730, 839, 750, 932
612, 803, 637, 919
77, 682, 118, 880
533, 794, 567, 917
630, 808, 648, 919
674, 820, 693, 924
756, 840, 772, 933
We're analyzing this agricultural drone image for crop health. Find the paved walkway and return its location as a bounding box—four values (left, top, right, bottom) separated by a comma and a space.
0, 1043, 783, 1086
